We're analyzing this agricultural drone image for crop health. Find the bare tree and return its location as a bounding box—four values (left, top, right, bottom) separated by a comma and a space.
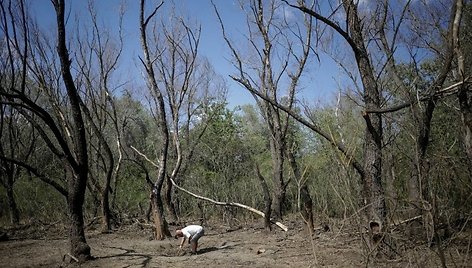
51, 0, 92, 260
139, 0, 171, 239
0, 26, 36, 223
213, 0, 313, 220
279, 1, 464, 244
152, 12, 202, 223
75, 0, 125, 232
373, 1, 463, 246
0, 0, 93, 261
0, 101, 35, 225
138, 0, 225, 236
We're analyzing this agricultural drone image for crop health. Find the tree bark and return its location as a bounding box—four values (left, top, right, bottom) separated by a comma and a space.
459, 87, 472, 169
256, 164, 272, 231
78, 101, 114, 233
164, 177, 178, 223
53, 0, 91, 261
101, 182, 112, 232
258, 101, 290, 221
151, 185, 171, 240
0, 121, 20, 226
343, 0, 386, 231
270, 135, 287, 219
67, 172, 91, 261
299, 185, 314, 231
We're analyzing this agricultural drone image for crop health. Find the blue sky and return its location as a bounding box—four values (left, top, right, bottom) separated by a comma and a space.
29, 0, 343, 109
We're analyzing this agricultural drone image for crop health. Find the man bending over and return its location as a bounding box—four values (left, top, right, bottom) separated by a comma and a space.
175, 225, 204, 254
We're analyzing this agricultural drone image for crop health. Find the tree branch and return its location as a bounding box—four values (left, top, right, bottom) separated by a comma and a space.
131, 143, 288, 231
365, 78, 471, 114
130, 145, 159, 168
169, 177, 288, 232
282, 0, 360, 54
231, 75, 365, 178
0, 155, 68, 197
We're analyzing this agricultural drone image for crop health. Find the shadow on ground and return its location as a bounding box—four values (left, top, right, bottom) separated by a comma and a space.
198, 246, 220, 254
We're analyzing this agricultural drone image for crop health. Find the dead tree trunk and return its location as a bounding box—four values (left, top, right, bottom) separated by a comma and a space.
269, 134, 288, 219
53, 0, 91, 261
343, 0, 386, 234
101, 181, 112, 232
256, 165, 272, 231
67, 172, 90, 261
150, 185, 171, 239
407, 97, 435, 224
0, 0, 93, 261
0, 158, 20, 226
213, 0, 311, 221
77, 101, 115, 232
139, 0, 171, 240
164, 176, 178, 223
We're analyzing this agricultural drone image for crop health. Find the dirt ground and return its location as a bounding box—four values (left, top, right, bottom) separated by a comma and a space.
1, 216, 471, 267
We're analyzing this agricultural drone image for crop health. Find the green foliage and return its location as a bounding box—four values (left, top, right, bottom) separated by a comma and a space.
302, 98, 364, 218
2, 81, 470, 227
112, 162, 149, 215
180, 105, 264, 219
428, 100, 472, 213
2, 41, 471, 228
14, 176, 66, 223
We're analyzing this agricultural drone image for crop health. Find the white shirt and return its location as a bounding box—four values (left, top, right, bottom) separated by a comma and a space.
181, 225, 203, 238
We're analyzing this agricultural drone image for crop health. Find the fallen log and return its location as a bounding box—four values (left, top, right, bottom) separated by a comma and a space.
169, 178, 288, 232
130, 145, 288, 231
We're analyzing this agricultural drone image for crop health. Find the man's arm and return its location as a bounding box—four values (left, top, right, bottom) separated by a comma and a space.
179, 237, 186, 248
